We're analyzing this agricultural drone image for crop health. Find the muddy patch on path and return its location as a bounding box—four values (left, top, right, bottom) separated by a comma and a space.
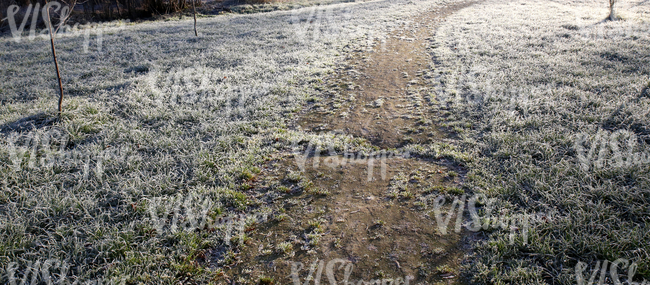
214, 2, 479, 284
218, 155, 470, 284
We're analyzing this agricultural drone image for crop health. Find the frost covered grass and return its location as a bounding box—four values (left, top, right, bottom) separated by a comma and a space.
430, 0, 650, 283
217, 0, 356, 14
0, 0, 458, 283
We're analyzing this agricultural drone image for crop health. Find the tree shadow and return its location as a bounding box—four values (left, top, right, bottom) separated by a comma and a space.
641, 84, 650, 99
0, 113, 59, 134
602, 103, 650, 144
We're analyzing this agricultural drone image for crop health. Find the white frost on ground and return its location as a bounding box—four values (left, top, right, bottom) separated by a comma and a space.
430, 0, 650, 283
0, 0, 458, 283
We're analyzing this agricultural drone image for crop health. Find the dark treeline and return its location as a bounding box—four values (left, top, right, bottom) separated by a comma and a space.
1, 0, 201, 30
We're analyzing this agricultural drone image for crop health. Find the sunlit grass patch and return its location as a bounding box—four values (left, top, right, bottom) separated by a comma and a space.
430, 0, 650, 283
0, 0, 459, 282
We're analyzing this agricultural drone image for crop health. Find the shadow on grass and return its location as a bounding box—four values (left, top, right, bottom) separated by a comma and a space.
642, 84, 650, 99
0, 113, 59, 134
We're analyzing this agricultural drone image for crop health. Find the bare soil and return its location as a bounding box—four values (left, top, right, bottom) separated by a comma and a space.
298, 2, 476, 148
214, 2, 479, 284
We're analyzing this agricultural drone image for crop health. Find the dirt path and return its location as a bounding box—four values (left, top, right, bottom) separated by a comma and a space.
298, 2, 475, 148
215, 2, 478, 284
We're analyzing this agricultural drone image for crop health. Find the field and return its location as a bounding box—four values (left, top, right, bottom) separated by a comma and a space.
431, 0, 650, 283
1, 0, 649, 283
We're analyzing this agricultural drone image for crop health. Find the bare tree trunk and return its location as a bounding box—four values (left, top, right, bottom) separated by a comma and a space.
192, 0, 197, 36
106, 0, 112, 19
0, 9, 4, 30
609, 0, 616, 20
115, 0, 122, 17
44, 0, 65, 115
127, 0, 134, 19
83, 1, 90, 18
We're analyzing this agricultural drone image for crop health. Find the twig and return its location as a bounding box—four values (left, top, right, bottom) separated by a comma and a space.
44, 0, 65, 116
53, 0, 77, 34
192, 0, 198, 36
